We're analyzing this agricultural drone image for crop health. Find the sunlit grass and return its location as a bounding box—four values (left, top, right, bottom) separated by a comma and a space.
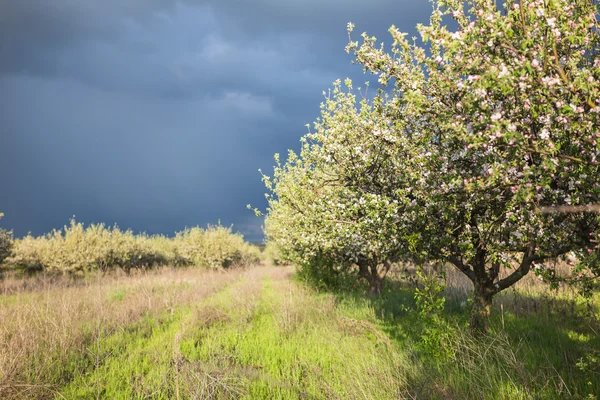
0, 264, 598, 399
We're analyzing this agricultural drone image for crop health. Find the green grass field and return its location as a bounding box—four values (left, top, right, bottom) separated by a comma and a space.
1, 265, 598, 399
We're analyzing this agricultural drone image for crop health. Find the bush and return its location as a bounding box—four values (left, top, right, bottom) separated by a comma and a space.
175, 225, 261, 269
0, 213, 13, 266
4, 219, 260, 274
4, 234, 46, 272
103, 229, 169, 273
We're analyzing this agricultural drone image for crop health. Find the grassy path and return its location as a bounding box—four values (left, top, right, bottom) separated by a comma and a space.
52, 267, 406, 399
58, 271, 265, 399
177, 268, 406, 399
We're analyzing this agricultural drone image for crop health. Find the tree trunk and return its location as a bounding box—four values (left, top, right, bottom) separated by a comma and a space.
357, 259, 381, 295
369, 262, 388, 295
357, 259, 369, 281
368, 275, 383, 295
470, 285, 493, 334
450, 243, 539, 334
357, 259, 389, 295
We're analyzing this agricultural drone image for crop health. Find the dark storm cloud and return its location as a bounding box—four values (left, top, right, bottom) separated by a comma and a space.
0, 0, 180, 75
206, 0, 430, 38
0, 0, 431, 82
0, 0, 432, 240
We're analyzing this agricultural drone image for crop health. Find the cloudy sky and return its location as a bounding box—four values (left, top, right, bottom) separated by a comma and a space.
0, 0, 430, 241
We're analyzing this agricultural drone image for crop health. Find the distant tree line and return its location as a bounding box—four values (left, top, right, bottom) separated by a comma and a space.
0, 218, 261, 274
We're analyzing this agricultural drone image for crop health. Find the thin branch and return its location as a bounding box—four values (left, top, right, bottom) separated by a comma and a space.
552, 41, 596, 109
537, 204, 600, 214
525, 146, 597, 165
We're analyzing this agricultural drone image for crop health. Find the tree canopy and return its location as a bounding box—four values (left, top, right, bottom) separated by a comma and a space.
263, 0, 600, 332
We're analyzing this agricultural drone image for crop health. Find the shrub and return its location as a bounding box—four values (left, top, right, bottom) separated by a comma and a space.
5, 219, 260, 273
175, 225, 260, 269
0, 213, 14, 266
264, 241, 287, 266
4, 235, 46, 272
104, 229, 168, 273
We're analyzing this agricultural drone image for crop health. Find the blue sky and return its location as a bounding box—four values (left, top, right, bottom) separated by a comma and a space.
0, 0, 430, 242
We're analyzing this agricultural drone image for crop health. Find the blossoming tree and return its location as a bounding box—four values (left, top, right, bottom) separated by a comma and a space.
263, 84, 410, 293
265, 0, 600, 332
351, 0, 600, 331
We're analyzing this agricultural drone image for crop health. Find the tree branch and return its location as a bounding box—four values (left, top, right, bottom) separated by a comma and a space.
495, 242, 535, 293
448, 254, 476, 281
537, 204, 600, 214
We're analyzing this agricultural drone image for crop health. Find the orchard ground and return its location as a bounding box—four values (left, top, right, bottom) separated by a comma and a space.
0, 262, 598, 399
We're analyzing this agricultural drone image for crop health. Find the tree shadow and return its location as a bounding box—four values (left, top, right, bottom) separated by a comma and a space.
323, 276, 600, 398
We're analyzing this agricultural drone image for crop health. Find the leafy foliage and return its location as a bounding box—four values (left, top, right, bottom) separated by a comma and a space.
263, 0, 600, 331
0, 213, 13, 265
413, 268, 453, 359
263, 241, 287, 266
175, 225, 261, 269
4, 219, 260, 273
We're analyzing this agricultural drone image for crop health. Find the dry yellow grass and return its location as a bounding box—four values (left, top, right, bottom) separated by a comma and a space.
0, 265, 270, 398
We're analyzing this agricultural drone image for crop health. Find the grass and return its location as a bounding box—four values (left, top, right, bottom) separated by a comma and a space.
0, 264, 598, 399
370, 264, 600, 399
178, 271, 407, 399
